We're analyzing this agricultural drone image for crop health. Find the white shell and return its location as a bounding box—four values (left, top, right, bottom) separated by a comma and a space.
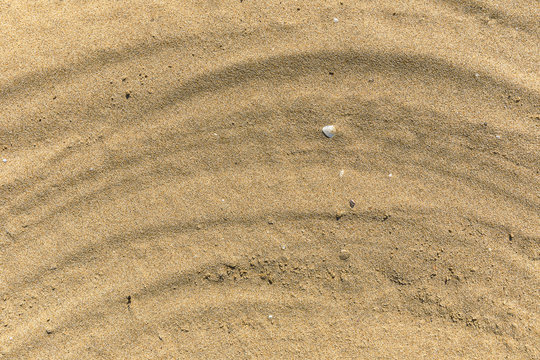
322, 125, 336, 138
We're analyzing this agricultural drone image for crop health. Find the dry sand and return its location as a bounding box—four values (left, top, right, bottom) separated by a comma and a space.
1, 0, 539, 359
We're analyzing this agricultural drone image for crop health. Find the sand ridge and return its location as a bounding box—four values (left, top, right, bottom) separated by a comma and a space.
1, 0, 539, 359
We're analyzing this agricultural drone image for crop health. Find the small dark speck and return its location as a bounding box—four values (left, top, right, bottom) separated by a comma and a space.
125, 92, 131, 99
349, 199, 356, 208
329, 71, 334, 75
127, 295, 131, 305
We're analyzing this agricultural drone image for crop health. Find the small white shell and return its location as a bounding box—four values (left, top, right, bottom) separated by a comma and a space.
322, 125, 336, 138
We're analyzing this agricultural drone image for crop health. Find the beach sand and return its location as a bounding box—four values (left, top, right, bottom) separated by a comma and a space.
0, 0, 539, 358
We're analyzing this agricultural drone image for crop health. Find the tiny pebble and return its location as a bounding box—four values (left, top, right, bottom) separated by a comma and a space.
2, 159, 6, 163
474, 73, 480, 79
339, 250, 351, 260
281, 245, 286, 250
333, 18, 339, 23
339, 169, 344, 177
322, 125, 336, 138
268, 315, 273, 319
495, 135, 501, 139
349, 199, 355, 208
388, 173, 392, 177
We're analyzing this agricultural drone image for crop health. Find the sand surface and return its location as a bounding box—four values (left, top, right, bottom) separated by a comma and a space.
1, 1, 539, 359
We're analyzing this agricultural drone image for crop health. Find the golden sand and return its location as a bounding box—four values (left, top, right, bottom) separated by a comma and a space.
1, 1, 539, 358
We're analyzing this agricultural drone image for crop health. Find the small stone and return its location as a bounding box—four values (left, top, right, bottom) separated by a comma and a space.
339, 169, 344, 177
336, 211, 345, 220
2, 159, 6, 163
268, 315, 273, 320
322, 125, 336, 138
333, 18, 339, 23
495, 135, 501, 139
45, 328, 53, 335
349, 199, 355, 208
339, 250, 350, 260
508, 233, 514, 241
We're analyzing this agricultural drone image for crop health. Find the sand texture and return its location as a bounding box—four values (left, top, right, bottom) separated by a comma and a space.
1, 1, 539, 359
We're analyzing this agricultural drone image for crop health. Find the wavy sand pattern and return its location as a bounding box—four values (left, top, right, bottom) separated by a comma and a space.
0, 1, 539, 359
